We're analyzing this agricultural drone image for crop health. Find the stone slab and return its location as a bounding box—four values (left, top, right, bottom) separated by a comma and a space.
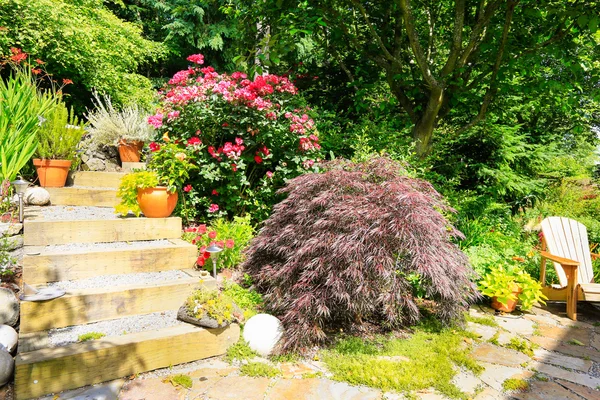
206, 376, 271, 400
511, 380, 582, 400
555, 378, 600, 400
478, 362, 530, 392
523, 313, 561, 327
496, 331, 518, 346
473, 387, 505, 400
187, 367, 236, 396
279, 362, 319, 379
592, 333, 600, 351
451, 370, 482, 394
120, 377, 185, 400
532, 349, 592, 372
266, 378, 381, 400
536, 324, 591, 346
466, 322, 497, 341
533, 362, 600, 389
529, 336, 600, 362
471, 343, 530, 367
493, 315, 535, 336
39, 379, 125, 400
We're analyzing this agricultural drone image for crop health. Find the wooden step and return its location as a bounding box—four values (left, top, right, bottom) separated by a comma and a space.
15, 323, 240, 399
23, 239, 198, 284
122, 161, 146, 172
19, 276, 214, 333
24, 217, 182, 246
67, 171, 125, 189
46, 187, 118, 207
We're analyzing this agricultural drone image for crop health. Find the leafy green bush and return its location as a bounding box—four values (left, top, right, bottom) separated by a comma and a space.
36, 100, 85, 161
478, 265, 547, 310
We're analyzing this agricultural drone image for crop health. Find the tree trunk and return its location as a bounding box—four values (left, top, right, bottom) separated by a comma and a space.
413, 86, 444, 158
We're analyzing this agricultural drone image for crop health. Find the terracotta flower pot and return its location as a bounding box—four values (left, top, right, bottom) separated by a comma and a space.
137, 187, 178, 218
491, 287, 522, 313
118, 139, 144, 163
33, 158, 72, 187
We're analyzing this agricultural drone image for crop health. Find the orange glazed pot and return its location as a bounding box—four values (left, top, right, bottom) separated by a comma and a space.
33, 158, 72, 187
137, 187, 178, 218
118, 139, 144, 163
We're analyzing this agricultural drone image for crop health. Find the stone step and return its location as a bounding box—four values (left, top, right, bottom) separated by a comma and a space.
15, 323, 240, 399
19, 275, 214, 333
67, 171, 126, 189
46, 186, 118, 207
23, 216, 183, 246
23, 239, 198, 284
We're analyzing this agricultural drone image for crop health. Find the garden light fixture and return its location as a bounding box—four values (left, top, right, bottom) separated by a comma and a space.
11, 177, 29, 223
206, 244, 223, 278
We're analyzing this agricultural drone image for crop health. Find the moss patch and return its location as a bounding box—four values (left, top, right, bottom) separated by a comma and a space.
322, 326, 482, 399
164, 374, 193, 389
77, 332, 105, 342
502, 378, 529, 392
240, 362, 280, 378
225, 339, 258, 363
465, 312, 499, 327
505, 337, 537, 357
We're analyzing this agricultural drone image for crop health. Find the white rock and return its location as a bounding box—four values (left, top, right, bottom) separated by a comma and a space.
0, 288, 19, 327
0, 348, 13, 386
0, 325, 17, 354
0, 222, 22, 236
243, 314, 283, 357
24, 187, 50, 206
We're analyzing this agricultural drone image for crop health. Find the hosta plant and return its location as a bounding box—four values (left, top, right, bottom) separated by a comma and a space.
242, 157, 479, 352
148, 54, 323, 222
478, 264, 547, 311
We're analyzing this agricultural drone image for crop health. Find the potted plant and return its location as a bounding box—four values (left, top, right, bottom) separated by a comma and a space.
115, 143, 196, 217
478, 264, 548, 312
33, 100, 85, 187
86, 93, 154, 163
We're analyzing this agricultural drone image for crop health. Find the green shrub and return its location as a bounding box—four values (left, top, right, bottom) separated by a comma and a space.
222, 280, 262, 319
478, 265, 547, 310
36, 100, 85, 162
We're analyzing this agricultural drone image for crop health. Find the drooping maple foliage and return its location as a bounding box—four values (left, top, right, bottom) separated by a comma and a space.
243, 157, 478, 352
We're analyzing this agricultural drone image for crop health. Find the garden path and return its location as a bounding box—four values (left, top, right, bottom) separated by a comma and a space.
40, 302, 600, 400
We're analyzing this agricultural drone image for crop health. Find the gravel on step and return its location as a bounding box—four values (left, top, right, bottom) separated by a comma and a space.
47, 270, 191, 290
27, 206, 128, 221
48, 310, 183, 347
44, 239, 174, 253
70, 185, 117, 191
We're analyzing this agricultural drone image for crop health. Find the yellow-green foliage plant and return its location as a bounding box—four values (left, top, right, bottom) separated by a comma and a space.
115, 170, 159, 216
36, 99, 85, 162
185, 288, 240, 326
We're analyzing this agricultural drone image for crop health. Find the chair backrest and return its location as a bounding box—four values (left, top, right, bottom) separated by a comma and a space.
540, 217, 593, 287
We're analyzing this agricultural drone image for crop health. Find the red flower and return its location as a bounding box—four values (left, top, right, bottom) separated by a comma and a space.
31, 68, 41, 75
196, 256, 205, 266
216, 241, 225, 248
254, 155, 263, 164
225, 239, 235, 248
203, 251, 211, 260
62, 78, 73, 85
208, 204, 219, 213
211, 189, 218, 196
231, 164, 237, 172
183, 184, 192, 192
197, 224, 207, 234
148, 142, 161, 152
34, 58, 45, 64
208, 230, 217, 239
222, 122, 229, 127
266, 171, 273, 179
187, 137, 202, 146
187, 54, 205, 65
9, 47, 27, 63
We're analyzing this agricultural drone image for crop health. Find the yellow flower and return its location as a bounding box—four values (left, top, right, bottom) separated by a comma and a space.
162, 132, 170, 142
175, 152, 186, 161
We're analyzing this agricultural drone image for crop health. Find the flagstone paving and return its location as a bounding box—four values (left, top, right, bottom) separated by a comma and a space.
43, 303, 600, 400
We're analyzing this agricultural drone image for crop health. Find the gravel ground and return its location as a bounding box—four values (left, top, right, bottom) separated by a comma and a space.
48, 310, 183, 347
27, 206, 128, 221
44, 239, 174, 253
47, 270, 190, 290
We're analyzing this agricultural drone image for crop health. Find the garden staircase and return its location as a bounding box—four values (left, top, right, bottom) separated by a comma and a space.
14, 171, 239, 399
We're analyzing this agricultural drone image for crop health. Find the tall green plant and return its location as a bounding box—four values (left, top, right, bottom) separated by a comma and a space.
36, 100, 85, 161
0, 68, 55, 180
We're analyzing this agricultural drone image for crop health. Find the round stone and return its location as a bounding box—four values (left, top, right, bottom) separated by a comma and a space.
0, 289, 19, 327
242, 314, 283, 356
24, 187, 50, 206
0, 349, 13, 386
0, 325, 17, 354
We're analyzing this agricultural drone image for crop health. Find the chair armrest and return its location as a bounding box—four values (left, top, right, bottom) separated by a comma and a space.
540, 251, 580, 266
591, 253, 600, 260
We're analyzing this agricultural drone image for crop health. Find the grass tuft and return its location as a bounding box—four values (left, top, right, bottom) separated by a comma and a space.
502, 378, 529, 392
164, 374, 193, 389
505, 337, 537, 357
465, 312, 499, 327
240, 362, 280, 378
225, 339, 258, 363
77, 332, 105, 342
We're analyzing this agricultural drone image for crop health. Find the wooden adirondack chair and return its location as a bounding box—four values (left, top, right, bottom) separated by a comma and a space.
540, 217, 600, 320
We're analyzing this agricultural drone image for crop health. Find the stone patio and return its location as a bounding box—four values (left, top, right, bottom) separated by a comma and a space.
38, 302, 600, 400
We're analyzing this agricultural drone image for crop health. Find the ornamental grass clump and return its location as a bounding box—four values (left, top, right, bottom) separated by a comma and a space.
242, 157, 479, 352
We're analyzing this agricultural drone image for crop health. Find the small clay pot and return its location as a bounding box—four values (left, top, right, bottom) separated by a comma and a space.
137, 186, 178, 218
33, 158, 71, 187
491, 287, 522, 313
118, 139, 144, 163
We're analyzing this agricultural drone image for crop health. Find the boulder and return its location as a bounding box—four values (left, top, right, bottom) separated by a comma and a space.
0, 325, 17, 354
0, 289, 19, 327
4, 235, 23, 251
177, 301, 243, 329
0, 223, 22, 236
86, 158, 106, 171
24, 187, 50, 206
0, 348, 13, 386
243, 314, 284, 356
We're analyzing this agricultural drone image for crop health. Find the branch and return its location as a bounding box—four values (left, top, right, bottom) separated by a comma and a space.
350, 0, 401, 65
331, 46, 359, 92
513, 19, 576, 60
456, 0, 517, 135
440, 0, 465, 77
457, 0, 504, 69
397, 0, 439, 88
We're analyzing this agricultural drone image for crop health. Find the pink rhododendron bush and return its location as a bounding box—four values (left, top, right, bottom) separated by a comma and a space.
148, 54, 323, 222
242, 158, 479, 352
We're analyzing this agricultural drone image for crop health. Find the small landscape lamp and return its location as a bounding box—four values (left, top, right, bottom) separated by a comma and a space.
205, 244, 223, 278
11, 177, 29, 223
